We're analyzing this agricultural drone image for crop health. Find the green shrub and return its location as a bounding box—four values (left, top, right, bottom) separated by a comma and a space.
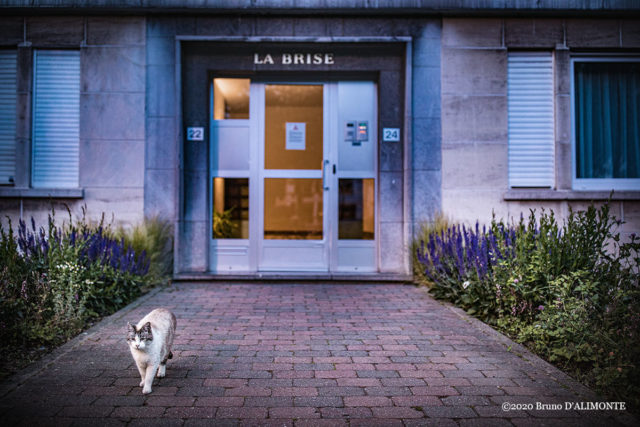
0, 209, 170, 368
116, 216, 174, 284
413, 203, 640, 413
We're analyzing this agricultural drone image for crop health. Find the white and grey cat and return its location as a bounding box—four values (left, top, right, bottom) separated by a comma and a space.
127, 308, 177, 394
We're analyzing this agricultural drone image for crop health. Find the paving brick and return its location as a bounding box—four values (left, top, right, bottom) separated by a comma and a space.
350, 419, 404, 426
410, 386, 459, 396
244, 396, 293, 407
455, 386, 506, 396
58, 406, 114, 418
320, 407, 372, 418
356, 370, 399, 378
292, 378, 336, 387
216, 407, 268, 419
110, 406, 165, 418
271, 387, 317, 397
380, 377, 426, 387
336, 378, 381, 387
164, 407, 217, 418
224, 387, 271, 397
344, 396, 392, 407
195, 397, 244, 407
404, 418, 458, 426
364, 386, 411, 396
269, 407, 320, 418
317, 386, 365, 397
371, 406, 424, 418
422, 406, 478, 418
391, 395, 442, 407
0, 283, 624, 426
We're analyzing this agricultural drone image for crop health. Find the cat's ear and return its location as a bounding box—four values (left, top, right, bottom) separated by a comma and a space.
126, 322, 136, 340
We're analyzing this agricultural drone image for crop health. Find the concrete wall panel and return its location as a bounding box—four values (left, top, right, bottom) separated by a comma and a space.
379, 172, 404, 222
80, 139, 145, 187
179, 221, 208, 272
82, 47, 146, 93
0, 17, 23, 45
442, 18, 502, 48
504, 19, 563, 47
413, 117, 441, 172
87, 17, 145, 45
27, 16, 84, 47
147, 117, 178, 170
621, 19, 640, 47
442, 189, 507, 225
442, 96, 507, 144
442, 143, 507, 190
81, 93, 145, 140
566, 19, 620, 48
442, 48, 506, 96
144, 169, 177, 219
379, 221, 404, 272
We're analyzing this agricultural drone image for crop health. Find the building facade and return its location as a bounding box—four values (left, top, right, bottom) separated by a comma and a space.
0, 1, 639, 280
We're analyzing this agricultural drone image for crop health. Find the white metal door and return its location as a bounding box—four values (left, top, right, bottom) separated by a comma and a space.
258, 83, 331, 271
209, 80, 377, 273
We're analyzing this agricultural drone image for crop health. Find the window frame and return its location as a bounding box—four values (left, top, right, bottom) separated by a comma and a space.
570, 55, 640, 191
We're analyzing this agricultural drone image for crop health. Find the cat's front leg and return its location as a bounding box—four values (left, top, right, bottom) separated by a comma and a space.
142, 363, 159, 394
134, 359, 146, 388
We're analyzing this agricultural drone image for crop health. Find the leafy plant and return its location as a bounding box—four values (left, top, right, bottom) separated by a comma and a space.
116, 216, 174, 284
213, 207, 238, 238
0, 207, 169, 378
413, 203, 640, 413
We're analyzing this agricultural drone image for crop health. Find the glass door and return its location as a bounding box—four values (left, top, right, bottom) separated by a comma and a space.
258, 84, 330, 271
209, 79, 378, 273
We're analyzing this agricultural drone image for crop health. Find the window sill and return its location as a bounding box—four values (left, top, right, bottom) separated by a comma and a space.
0, 188, 84, 199
503, 189, 640, 201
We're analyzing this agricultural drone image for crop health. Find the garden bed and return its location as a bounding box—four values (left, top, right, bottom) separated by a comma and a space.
413, 203, 640, 413
0, 208, 172, 380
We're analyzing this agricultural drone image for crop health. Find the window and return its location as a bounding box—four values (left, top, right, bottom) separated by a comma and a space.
0, 50, 17, 185
32, 50, 80, 188
507, 52, 555, 188
573, 58, 640, 191
211, 78, 251, 239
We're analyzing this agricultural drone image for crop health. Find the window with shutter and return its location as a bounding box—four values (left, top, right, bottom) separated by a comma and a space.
32, 50, 80, 188
0, 50, 17, 185
508, 52, 555, 188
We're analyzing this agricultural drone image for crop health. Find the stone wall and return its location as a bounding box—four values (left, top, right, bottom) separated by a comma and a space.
0, 16, 147, 228
440, 18, 640, 240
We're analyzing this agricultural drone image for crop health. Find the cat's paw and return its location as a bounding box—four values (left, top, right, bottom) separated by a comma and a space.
142, 386, 152, 394
139, 380, 145, 387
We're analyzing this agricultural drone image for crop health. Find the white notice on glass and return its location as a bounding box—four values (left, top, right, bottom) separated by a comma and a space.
286, 122, 306, 150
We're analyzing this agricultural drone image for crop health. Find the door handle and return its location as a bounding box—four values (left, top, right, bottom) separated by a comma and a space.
322, 160, 330, 190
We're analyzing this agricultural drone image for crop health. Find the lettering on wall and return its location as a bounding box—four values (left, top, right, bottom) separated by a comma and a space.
254, 53, 335, 65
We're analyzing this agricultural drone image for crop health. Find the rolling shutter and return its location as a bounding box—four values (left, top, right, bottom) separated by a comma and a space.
508, 52, 555, 188
32, 50, 80, 188
0, 51, 17, 184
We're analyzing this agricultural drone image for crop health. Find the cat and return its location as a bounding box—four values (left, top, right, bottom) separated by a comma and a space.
127, 308, 177, 394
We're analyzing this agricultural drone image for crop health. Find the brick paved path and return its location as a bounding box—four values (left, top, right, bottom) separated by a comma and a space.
0, 283, 635, 426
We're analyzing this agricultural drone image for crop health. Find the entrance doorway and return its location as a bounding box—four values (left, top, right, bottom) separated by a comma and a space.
209, 79, 377, 273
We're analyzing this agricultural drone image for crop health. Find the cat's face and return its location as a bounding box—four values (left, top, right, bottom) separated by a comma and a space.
127, 322, 153, 351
